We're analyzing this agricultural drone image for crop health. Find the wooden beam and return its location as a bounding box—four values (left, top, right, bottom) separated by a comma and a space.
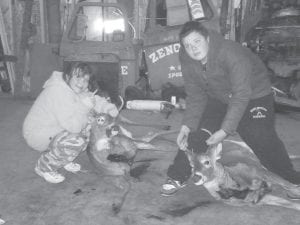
20, 0, 34, 49
39, 0, 46, 43
0, 6, 16, 94
46, 0, 61, 44
9, 0, 16, 55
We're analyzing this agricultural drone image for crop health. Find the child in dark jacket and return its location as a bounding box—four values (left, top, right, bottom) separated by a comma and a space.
161, 21, 300, 196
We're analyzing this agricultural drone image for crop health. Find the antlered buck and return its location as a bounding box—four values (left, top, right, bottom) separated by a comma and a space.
87, 112, 178, 176
186, 140, 300, 211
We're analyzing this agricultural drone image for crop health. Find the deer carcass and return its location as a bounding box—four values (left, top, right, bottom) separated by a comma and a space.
87, 112, 136, 176
186, 141, 300, 211
87, 112, 177, 176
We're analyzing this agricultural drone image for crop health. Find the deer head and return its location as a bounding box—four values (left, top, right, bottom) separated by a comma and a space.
186, 143, 223, 186
88, 112, 120, 149
89, 111, 115, 128
186, 141, 300, 211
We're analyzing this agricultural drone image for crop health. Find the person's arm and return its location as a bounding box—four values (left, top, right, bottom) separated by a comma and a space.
221, 45, 252, 134
49, 87, 90, 133
181, 60, 208, 132
94, 95, 119, 117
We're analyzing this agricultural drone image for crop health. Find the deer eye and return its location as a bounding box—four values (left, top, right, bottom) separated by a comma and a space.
203, 160, 210, 166
97, 117, 105, 124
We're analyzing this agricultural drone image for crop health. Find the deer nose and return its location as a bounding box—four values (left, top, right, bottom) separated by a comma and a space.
192, 172, 203, 185
106, 125, 119, 137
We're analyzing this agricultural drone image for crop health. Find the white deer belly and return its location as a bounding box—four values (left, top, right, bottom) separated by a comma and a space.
204, 180, 222, 200
96, 138, 110, 151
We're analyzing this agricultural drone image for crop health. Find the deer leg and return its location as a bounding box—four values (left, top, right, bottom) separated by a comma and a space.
110, 175, 132, 215
133, 129, 179, 143
256, 169, 300, 197
258, 194, 300, 211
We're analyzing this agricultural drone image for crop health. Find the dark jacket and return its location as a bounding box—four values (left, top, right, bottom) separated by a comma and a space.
180, 31, 272, 134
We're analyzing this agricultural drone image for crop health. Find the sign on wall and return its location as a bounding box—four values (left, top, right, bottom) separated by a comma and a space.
144, 43, 184, 90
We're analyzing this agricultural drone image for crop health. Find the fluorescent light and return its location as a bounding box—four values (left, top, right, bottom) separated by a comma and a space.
104, 18, 125, 33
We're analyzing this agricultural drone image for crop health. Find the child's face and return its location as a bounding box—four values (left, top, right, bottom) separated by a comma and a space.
68, 68, 90, 94
182, 31, 209, 62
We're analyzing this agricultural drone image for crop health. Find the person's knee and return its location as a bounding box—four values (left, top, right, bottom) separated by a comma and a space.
60, 136, 88, 153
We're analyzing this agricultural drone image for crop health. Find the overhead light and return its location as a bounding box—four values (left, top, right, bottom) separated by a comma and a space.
92, 17, 125, 34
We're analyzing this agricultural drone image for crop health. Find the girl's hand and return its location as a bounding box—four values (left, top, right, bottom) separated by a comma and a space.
107, 105, 119, 118
81, 124, 92, 139
206, 129, 227, 145
87, 111, 95, 123
78, 92, 96, 109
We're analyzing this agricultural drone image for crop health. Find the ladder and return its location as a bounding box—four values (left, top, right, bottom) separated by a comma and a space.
0, 6, 16, 94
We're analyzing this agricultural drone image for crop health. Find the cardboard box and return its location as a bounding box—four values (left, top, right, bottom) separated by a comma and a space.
167, 5, 190, 26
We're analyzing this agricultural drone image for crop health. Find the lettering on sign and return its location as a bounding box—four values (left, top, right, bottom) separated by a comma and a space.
168, 64, 182, 79
121, 65, 128, 75
168, 72, 182, 79
148, 43, 181, 64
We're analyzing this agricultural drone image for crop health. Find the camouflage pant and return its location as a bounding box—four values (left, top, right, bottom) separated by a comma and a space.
36, 131, 89, 173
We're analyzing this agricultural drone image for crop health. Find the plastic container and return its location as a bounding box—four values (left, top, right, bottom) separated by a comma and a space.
126, 100, 172, 111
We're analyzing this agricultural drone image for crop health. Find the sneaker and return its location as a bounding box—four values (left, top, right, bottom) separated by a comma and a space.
35, 167, 65, 183
160, 178, 187, 196
64, 162, 81, 173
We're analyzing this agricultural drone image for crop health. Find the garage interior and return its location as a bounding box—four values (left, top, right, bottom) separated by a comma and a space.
0, 0, 300, 225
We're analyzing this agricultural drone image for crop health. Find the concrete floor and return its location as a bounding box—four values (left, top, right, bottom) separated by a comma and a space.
1, 95, 300, 225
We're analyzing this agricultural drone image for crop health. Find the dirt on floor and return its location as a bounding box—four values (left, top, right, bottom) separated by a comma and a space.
0, 96, 300, 225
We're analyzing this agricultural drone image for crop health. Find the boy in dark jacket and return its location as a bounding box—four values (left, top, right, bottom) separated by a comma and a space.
161, 21, 300, 196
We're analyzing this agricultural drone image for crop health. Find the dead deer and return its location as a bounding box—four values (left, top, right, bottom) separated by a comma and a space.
87, 112, 177, 176
86, 112, 176, 214
186, 141, 300, 211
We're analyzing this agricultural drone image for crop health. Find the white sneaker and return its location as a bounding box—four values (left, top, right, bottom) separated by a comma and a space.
35, 167, 65, 183
161, 178, 187, 196
64, 162, 81, 173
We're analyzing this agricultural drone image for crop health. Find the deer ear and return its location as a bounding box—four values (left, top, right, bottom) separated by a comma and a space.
185, 148, 194, 161
209, 143, 223, 161
185, 148, 192, 156
87, 110, 96, 122
215, 143, 223, 159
